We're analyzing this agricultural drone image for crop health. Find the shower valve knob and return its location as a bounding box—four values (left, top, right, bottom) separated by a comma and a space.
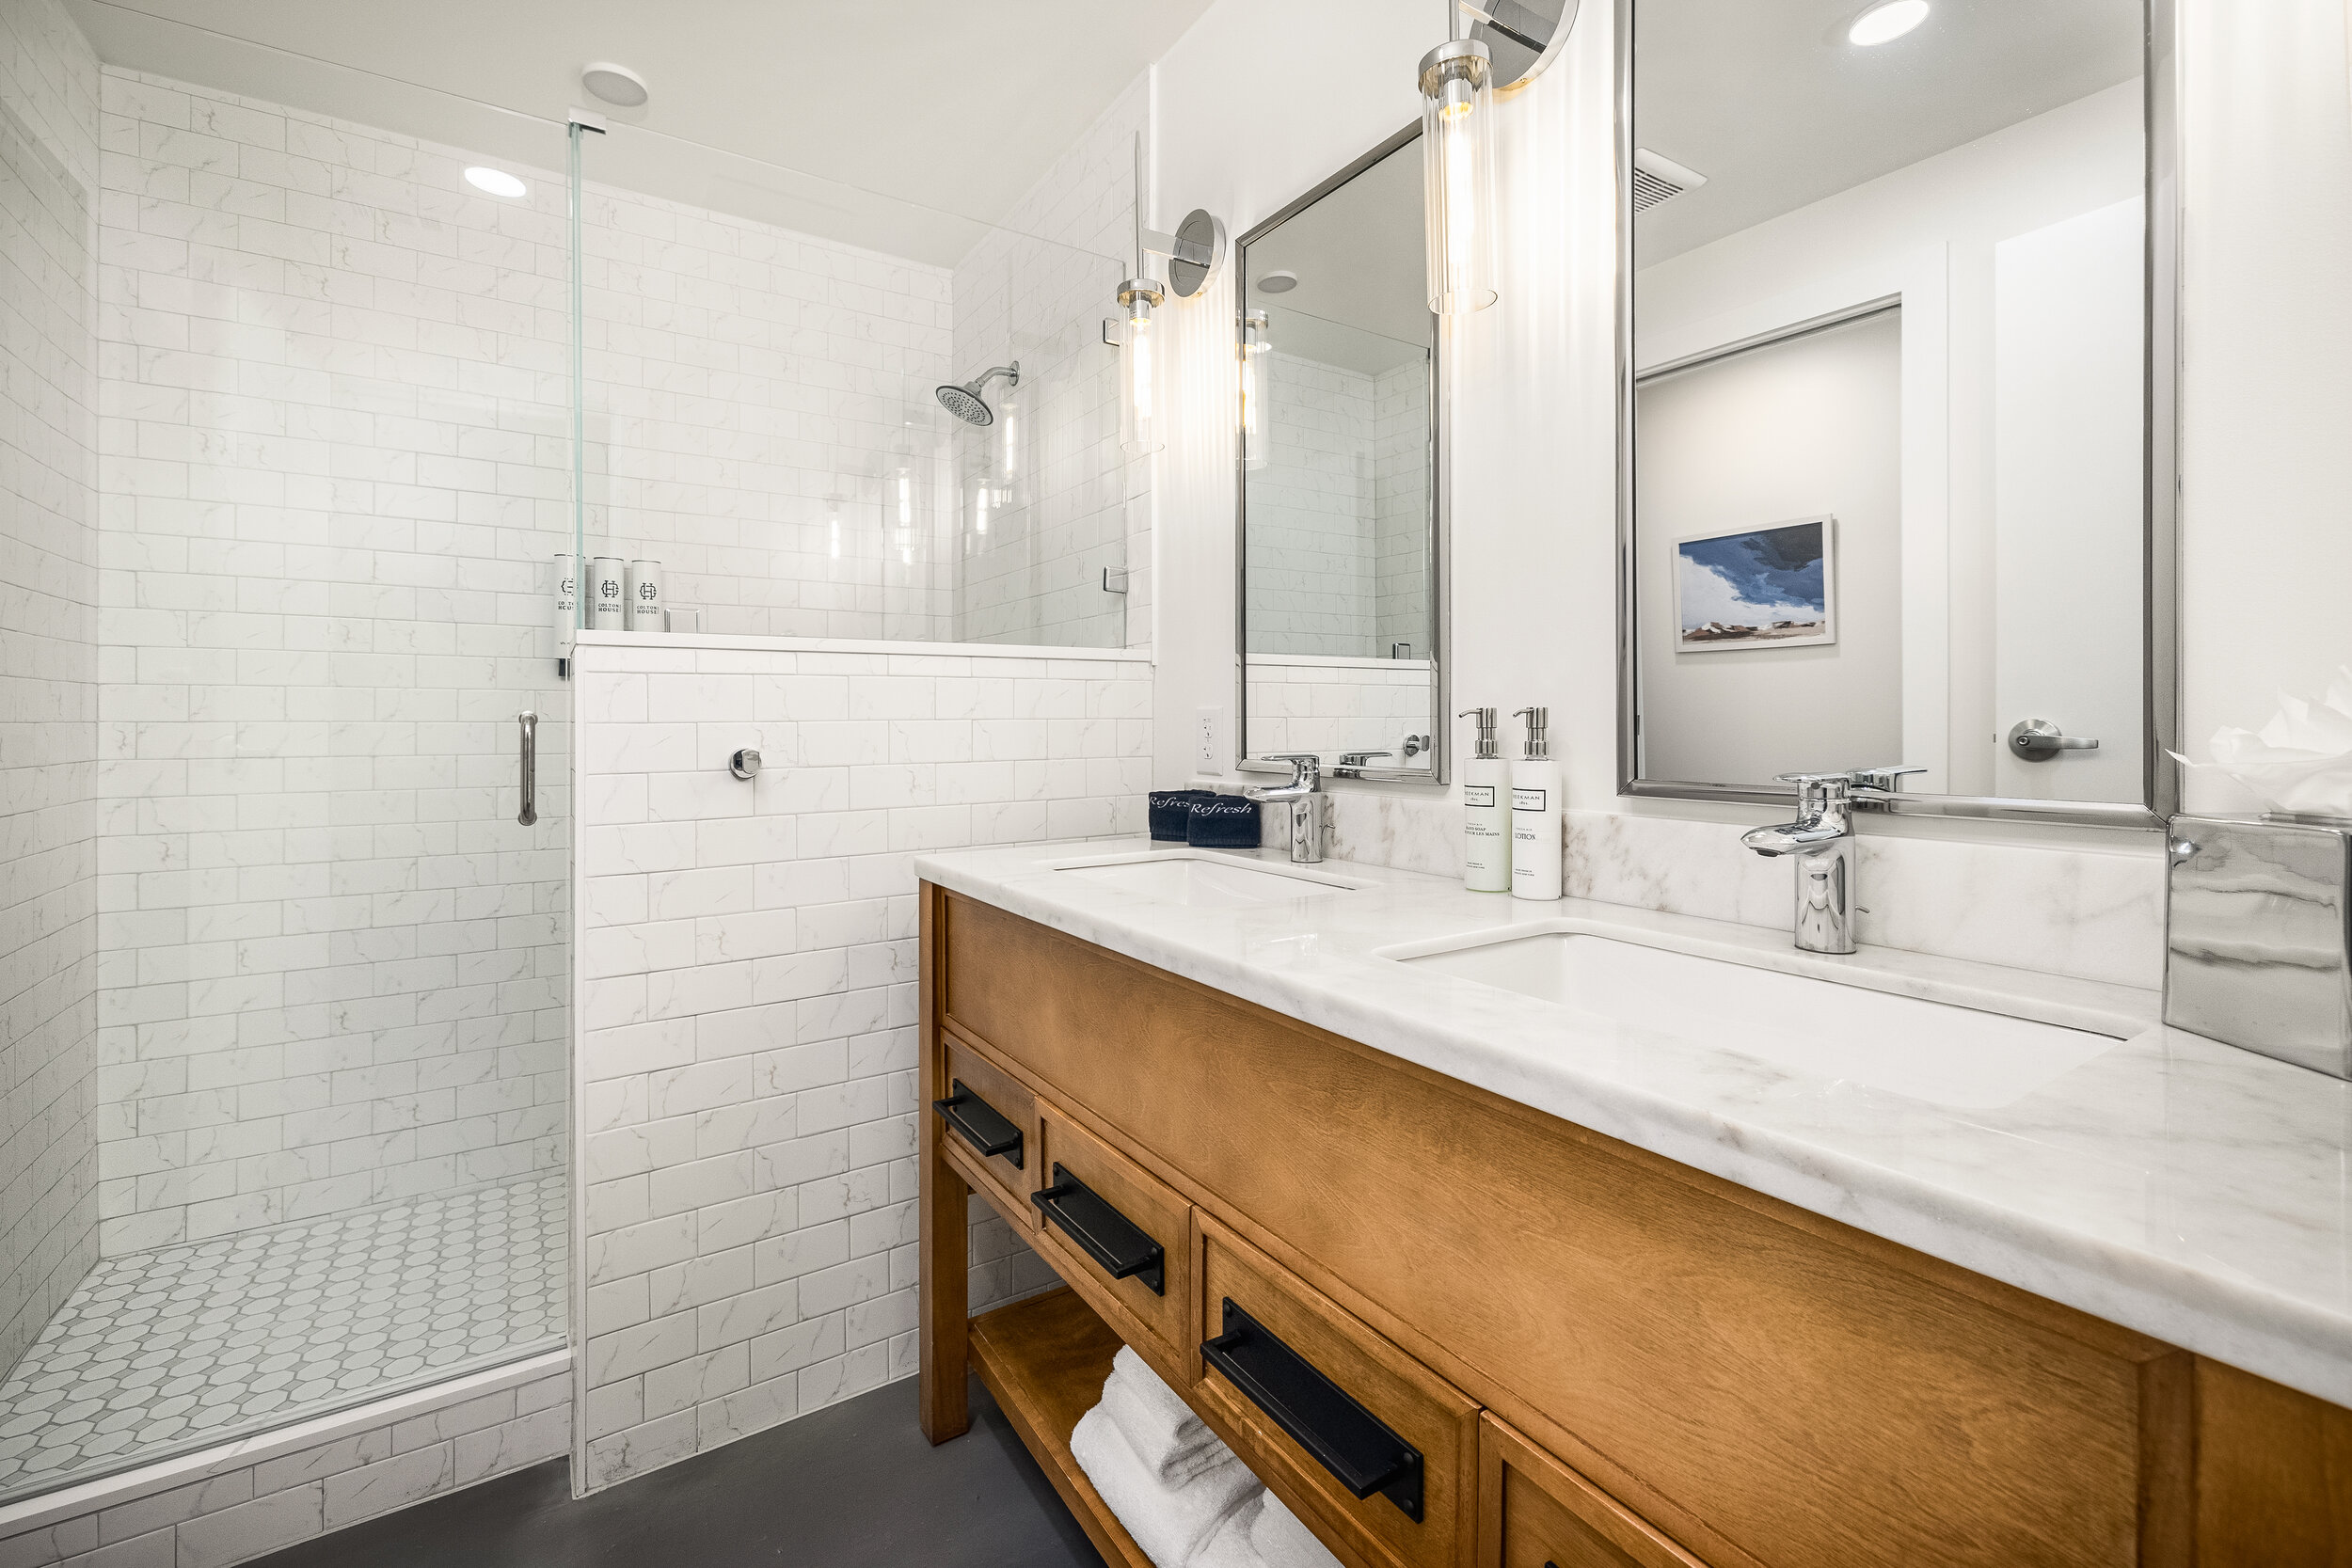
729, 749, 761, 781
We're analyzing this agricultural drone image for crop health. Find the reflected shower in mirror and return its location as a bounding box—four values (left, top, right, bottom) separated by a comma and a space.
1239, 133, 1443, 783
1623, 0, 2167, 820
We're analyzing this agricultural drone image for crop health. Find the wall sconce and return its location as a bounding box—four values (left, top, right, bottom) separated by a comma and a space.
1419, 34, 1497, 314
1239, 309, 1270, 470
1105, 134, 1226, 458
1416, 0, 1581, 314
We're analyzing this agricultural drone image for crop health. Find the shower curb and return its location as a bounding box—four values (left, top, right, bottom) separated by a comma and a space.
0, 1349, 569, 1558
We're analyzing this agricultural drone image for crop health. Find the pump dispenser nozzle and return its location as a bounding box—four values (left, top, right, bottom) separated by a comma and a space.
1458, 706, 1499, 760
1512, 705, 1549, 760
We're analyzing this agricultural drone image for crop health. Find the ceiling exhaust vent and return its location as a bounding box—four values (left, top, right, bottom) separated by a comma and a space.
1631, 148, 1708, 213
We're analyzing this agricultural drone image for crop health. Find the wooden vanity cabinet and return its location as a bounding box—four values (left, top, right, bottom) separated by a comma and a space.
918, 886, 2352, 1568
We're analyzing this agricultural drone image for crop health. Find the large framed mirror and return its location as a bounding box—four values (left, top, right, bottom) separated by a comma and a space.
1236, 128, 1447, 785
1617, 0, 2178, 827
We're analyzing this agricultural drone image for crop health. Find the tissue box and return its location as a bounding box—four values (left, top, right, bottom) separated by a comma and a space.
2164, 815, 2352, 1079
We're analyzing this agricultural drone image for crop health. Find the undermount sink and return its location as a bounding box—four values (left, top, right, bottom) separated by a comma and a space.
1387, 927, 2129, 1109
1050, 851, 1362, 910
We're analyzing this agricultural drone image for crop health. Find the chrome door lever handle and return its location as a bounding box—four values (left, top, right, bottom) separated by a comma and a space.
516, 711, 538, 826
2008, 719, 2099, 761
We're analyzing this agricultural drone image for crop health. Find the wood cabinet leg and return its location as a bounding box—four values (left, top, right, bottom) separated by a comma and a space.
919, 883, 971, 1444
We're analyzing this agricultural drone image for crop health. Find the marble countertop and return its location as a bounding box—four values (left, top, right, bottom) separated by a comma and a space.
914, 838, 2352, 1409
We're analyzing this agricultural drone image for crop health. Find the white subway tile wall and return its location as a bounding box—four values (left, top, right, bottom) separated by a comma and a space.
950, 77, 1145, 650
580, 184, 962, 642
1371, 360, 1430, 658
1245, 656, 1435, 767
1247, 352, 1376, 655
0, 1356, 569, 1568
0, 0, 102, 1380
570, 640, 1147, 1490
89, 68, 576, 1256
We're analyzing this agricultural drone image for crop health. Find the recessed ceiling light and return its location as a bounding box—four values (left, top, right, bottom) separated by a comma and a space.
1258, 270, 1299, 294
1848, 0, 1929, 46
464, 166, 527, 199
581, 61, 649, 107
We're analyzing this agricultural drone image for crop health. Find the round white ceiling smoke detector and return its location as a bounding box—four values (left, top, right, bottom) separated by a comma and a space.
580, 61, 648, 107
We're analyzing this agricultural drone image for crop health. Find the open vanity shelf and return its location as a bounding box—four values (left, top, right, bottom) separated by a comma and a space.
917, 881, 2352, 1568
966, 1288, 1157, 1568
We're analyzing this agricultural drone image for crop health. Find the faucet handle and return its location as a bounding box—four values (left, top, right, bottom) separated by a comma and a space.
1847, 765, 1927, 800
1261, 752, 1322, 787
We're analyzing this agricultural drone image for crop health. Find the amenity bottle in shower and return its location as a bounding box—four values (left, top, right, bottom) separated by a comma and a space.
627, 560, 662, 632
588, 557, 627, 631
1510, 705, 1562, 901
1459, 707, 1509, 892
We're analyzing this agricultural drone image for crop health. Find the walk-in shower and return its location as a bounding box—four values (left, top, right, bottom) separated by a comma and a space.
935, 362, 1022, 426
0, 0, 1135, 1523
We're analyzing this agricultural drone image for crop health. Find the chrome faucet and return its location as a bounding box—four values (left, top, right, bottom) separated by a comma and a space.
1739, 767, 1922, 954
1244, 752, 1328, 864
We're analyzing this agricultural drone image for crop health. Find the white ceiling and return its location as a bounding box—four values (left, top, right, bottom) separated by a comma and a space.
65, 0, 1217, 264
1633, 0, 2143, 263
1243, 136, 1431, 377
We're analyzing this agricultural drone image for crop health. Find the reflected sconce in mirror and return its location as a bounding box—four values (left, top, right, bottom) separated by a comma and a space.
1106, 134, 1227, 458
1116, 275, 1165, 456
1239, 309, 1270, 470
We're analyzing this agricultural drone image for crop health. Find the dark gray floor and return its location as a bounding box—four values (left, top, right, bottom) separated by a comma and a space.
248, 1376, 1105, 1568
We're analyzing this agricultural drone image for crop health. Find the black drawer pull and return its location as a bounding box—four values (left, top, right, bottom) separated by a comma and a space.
1200, 1297, 1422, 1522
931, 1080, 1023, 1167
1030, 1164, 1165, 1294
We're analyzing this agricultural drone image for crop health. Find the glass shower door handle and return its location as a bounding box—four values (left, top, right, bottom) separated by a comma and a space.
517, 711, 539, 826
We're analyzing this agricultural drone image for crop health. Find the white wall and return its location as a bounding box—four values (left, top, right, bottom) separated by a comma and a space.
1144, 0, 2352, 967
2178, 0, 2352, 808
1635, 311, 1903, 784
0, 0, 100, 1380
1147, 0, 1433, 783
568, 637, 1146, 1492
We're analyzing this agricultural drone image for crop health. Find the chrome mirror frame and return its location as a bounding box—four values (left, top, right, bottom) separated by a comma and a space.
1612, 0, 2180, 830
1234, 122, 1451, 788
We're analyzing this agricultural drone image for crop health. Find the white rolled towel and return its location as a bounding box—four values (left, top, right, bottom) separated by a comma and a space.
1104, 1346, 1232, 1485
1252, 1492, 1343, 1568
1071, 1404, 1263, 1568
1187, 1493, 1268, 1568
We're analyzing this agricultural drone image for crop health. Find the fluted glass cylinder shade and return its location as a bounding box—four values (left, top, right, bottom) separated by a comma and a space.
1119, 282, 1164, 456
1240, 309, 1270, 471
1419, 39, 1498, 314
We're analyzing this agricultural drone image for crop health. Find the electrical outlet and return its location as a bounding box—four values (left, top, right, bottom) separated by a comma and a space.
1197, 706, 1222, 770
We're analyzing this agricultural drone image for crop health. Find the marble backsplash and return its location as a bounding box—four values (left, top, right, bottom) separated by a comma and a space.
1224, 786, 2168, 991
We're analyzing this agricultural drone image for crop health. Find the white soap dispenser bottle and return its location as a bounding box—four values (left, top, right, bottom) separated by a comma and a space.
1510, 706, 1563, 901
1458, 707, 1509, 892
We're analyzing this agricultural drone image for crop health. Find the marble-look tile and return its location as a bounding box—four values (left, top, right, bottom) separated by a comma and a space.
1313, 797, 2167, 990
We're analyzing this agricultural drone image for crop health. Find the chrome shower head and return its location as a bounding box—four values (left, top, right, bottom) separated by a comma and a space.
935, 362, 1019, 427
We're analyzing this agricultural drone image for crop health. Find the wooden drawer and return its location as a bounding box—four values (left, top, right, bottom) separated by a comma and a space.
937, 1033, 1037, 1223
1192, 1212, 1477, 1568
1479, 1416, 1706, 1568
1035, 1102, 1195, 1370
